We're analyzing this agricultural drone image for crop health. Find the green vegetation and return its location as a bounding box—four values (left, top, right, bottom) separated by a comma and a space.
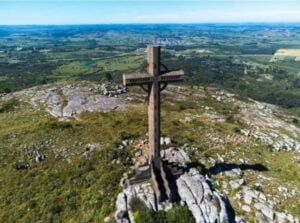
1, 24, 300, 113
0, 102, 148, 222
0, 87, 299, 221
130, 197, 194, 223
1, 24, 300, 221
0, 97, 19, 113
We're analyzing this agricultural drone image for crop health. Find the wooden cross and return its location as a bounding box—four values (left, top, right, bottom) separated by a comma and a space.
123, 46, 184, 172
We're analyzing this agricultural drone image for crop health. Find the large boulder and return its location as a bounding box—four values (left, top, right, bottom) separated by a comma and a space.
161, 147, 191, 167
115, 182, 156, 223
176, 168, 233, 223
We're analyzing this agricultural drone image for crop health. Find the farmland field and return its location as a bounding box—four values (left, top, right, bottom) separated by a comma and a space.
1, 24, 300, 114
272, 49, 300, 62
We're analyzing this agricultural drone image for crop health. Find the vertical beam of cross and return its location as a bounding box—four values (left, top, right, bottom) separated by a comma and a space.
123, 46, 184, 173
147, 46, 161, 170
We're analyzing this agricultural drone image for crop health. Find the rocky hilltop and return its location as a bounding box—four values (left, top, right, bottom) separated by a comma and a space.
0, 81, 299, 223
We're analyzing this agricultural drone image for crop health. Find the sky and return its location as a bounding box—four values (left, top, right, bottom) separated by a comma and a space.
1, 0, 300, 25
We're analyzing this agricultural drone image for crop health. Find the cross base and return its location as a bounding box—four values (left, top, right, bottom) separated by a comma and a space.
125, 159, 186, 204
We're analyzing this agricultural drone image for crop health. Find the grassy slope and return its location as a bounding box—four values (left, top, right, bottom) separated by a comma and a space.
0, 99, 146, 222
0, 86, 299, 222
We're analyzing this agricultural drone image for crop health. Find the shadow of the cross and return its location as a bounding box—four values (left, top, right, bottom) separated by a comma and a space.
180, 161, 268, 223
208, 162, 269, 175
164, 160, 237, 222
185, 161, 269, 175
186, 161, 208, 174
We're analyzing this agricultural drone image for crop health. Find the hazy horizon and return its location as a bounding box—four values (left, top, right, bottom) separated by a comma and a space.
1, 0, 300, 25
2, 22, 300, 27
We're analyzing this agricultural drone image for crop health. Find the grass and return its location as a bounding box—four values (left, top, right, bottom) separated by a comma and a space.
0, 102, 143, 222
286, 107, 300, 117
0, 85, 300, 222
51, 55, 144, 82
95, 55, 144, 72
0, 75, 8, 81
208, 141, 300, 217
130, 197, 195, 223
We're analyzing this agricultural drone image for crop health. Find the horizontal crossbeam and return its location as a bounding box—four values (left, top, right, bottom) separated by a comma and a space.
123, 72, 153, 86
159, 70, 184, 83
123, 69, 184, 86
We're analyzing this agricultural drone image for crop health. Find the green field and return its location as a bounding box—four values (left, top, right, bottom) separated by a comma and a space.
1, 24, 300, 114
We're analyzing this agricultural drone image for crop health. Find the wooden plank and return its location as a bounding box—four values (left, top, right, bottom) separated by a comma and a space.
147, 46, 160, 76
123, 72, 153, 86
159, 70, 184, 83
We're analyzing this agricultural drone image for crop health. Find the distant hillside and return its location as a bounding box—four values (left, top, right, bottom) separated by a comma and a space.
1, 24, 300, 115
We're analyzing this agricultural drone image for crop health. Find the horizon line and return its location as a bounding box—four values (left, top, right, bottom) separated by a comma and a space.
1, 22, 300, 26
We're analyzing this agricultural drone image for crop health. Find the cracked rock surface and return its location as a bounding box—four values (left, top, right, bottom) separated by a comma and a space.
176, 168, 232, 223
115, 147, 234, 223
6, 82, 129, 119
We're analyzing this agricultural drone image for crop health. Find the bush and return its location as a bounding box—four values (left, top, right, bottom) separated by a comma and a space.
42, 119, 73, 129
133, 210, 154, 223
104, 72, 113, 81
0, 98, 19, 113
130, 197, 148, 212
130, 197, 195, 223
130, 197, 155, 223
166, 205, 195, 223
3, 88, 11, 93
225, 114, 235, 123
154, 210, 167, 223
292, 118, 299, 124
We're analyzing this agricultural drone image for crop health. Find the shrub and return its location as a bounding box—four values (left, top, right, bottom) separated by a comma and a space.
154, 210, 167, 223
3, 88, 11, 93
133, 210, 154, 223
42, 119, 73, 129
0, 98, 19, 113
104, 72, 113, 81
225, 114, 235, 123
129, 197, 148, 212
130, 198, 195, 223
130, 197, 155, 223
292, 118, 299, 124
166, 205, 195, 223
